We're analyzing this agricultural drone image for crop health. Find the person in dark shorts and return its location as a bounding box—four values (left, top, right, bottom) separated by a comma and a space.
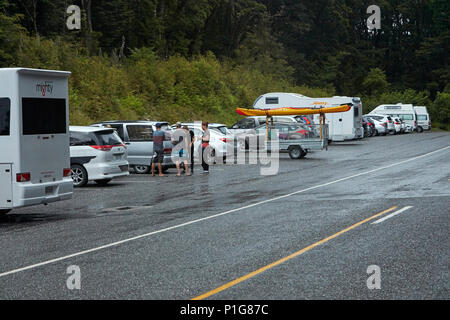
187, 126, 195, 174
151, 123, 166, 176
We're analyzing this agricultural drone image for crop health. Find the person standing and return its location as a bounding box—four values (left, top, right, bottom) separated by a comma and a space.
172, 123, 190, 176
151, 123, 166, 177
200, 121, 210, 173
187, 127, 195, 174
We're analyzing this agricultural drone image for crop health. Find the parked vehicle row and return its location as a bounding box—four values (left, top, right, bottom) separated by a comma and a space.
369, 103, 431, 133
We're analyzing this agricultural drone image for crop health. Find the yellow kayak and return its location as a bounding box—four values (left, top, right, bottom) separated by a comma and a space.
236, 104, 351, 116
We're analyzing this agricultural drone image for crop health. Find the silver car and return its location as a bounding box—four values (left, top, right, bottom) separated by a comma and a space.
229, 116, 302, 150
91, 121, 175, 174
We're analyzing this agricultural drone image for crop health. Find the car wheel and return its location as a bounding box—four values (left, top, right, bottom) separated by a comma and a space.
374, 129, 379, 136
71, 164, 88, 187
0, 209, 11, 215
134, 165, 150, 174
417, 126, 423, 133
289, 146, 304, 159
95, 179, 112, 186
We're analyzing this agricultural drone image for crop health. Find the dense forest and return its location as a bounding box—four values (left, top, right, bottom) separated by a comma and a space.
0, 0, 449, 128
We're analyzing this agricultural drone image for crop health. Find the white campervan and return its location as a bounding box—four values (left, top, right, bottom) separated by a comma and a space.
414, 106, 431, 131
252, 93, 363, 141
0, 68, 73, 214
370, 103, 418, 132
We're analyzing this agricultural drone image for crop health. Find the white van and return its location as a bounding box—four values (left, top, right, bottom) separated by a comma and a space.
370, 103, 418, 132
252, 93, 363, 141
0, 68, 73, 214
414, 106, 431, 131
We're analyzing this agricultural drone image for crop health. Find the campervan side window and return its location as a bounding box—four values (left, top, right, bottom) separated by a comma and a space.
266, 97, 279, 104
22, 98, 66, 135
0, 98, 10, 136
417, 115, 428, 120
399, 114, 414, 121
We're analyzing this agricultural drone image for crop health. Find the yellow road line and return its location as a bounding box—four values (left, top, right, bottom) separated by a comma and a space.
192, 205, 398, 300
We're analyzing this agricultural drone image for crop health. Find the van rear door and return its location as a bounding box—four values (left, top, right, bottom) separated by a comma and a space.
20, 97, 69, 184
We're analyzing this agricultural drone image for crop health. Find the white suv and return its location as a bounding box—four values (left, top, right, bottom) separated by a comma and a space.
70, 126, 129, 187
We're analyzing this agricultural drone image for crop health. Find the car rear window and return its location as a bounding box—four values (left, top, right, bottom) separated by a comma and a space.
95, 130, 123, 145
0, 98, 10, 136
417, 115, 427, 120
70, 131, 96, 146
211, 126, 229, 135
22, 98, 66, 135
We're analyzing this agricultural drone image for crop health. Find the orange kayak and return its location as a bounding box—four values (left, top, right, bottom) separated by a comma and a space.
236, 104, 351, 116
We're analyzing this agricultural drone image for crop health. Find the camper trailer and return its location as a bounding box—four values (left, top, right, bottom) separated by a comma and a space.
252, 93, 363, 141
370, 103, 418, 132
0, 68, 73, 214
414, 106, 431, 131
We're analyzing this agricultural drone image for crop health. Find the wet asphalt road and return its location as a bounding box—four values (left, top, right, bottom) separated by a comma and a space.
0, 131, 449, 300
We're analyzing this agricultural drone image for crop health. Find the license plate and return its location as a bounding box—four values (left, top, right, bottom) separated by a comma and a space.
45, 186, 53, 195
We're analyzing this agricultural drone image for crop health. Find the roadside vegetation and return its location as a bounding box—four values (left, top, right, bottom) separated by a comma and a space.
0, 1, 448, 128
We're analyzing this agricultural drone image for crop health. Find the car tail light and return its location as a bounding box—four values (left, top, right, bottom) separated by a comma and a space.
63, 168, 71, 177
90, 145, 113, 151
164, 148, 172, 154
395, 122, 400, 125
219, 138, 232, 143
381, 123, 387, 127
17, 172, 31, 182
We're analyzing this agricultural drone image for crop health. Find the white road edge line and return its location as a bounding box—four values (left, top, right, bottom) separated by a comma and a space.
371, 206, 414, 224
0, 145, 448, 279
